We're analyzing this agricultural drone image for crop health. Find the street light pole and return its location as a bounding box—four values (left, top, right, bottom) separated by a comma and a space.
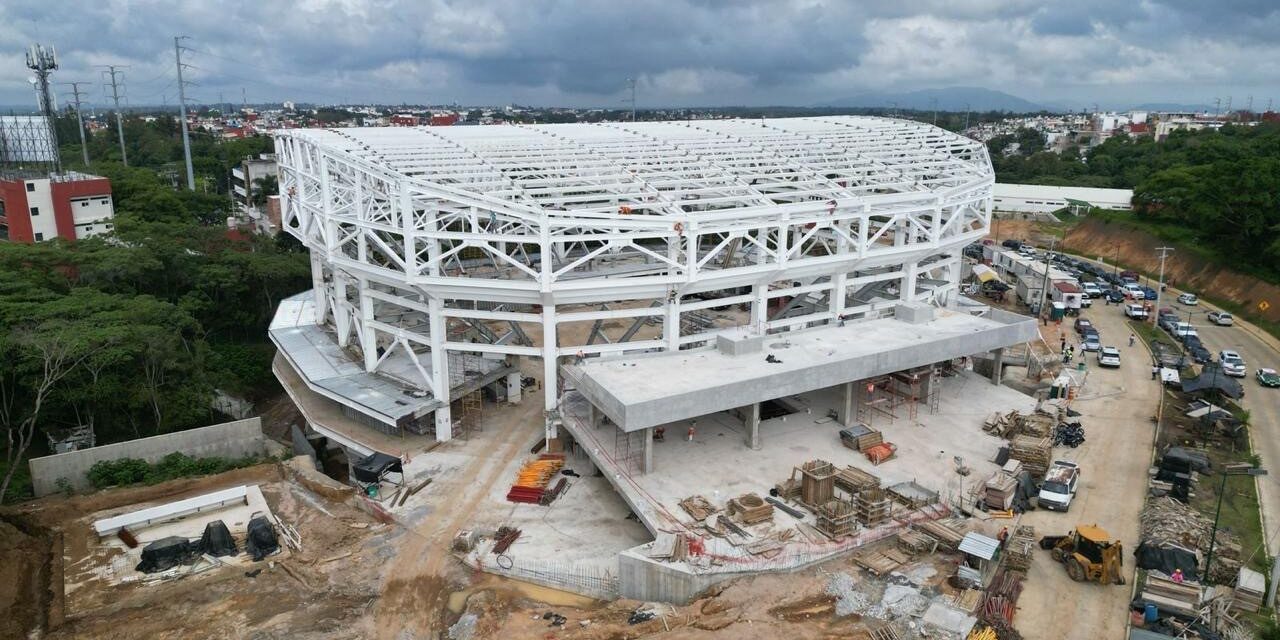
1206, 463, 1267, 580
1152, 247, 1174, 324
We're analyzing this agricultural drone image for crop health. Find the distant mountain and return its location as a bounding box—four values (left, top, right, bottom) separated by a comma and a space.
819, 87, 1048, 113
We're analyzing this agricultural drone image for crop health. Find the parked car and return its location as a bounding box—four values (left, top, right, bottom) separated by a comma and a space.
1038, 461, 1081, 512
1082, 334, 1102, 352
1170, 322, 1198, 340
1082, 282, 1102, 298
1256, 368, 1280, 388
1001, 239, 1022, 250
1182, 335, 1204, 351
1074, 318, 1094, 335
1177, 293, 1199, 305
1207, 311, 1234, 326
1220, 350, 1247, 377
1140, 286, 1159, 300
1121, 270, 1140, 282
1098, 347, 1121, 368
1105, 290, 1125, 303
1123, 283, 1144, 299
1124, 304, 1148, 319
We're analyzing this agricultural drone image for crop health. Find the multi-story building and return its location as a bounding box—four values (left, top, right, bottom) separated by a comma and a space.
231, 154, 278, 211
0, 172, 114, 242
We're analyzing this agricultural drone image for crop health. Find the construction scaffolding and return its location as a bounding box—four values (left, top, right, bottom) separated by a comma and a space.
858, 365, 941, 426
458, 390, 483, 440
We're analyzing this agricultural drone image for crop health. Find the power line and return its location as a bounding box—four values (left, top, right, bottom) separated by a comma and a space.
63, 81, 91, 166
174, 36, 195, 191
99, 64, 129, 166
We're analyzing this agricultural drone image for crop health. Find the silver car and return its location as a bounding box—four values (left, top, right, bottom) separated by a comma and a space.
1097, 346, 1121, 368
1220, 350, 1247, 377
1207, 311, 1234, 326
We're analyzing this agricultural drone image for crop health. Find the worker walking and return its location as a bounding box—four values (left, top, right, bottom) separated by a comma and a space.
1128, 333, 1136, 347
1151, 363, 1160, 380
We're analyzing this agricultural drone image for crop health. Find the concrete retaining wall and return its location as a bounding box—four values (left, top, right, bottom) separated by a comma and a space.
29, 418, 271, 496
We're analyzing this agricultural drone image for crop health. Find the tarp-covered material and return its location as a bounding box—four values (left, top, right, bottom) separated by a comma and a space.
1012, 470, 1038, 512
1181, 366, 1244, 399
135, 536, 197, 573
972, 264, 999, 283
352, 452, 404, 484
245, 515, 279, 561
1162, 447, 1211, 475
1133, 541, 1200, 582
198, 520, 238, 557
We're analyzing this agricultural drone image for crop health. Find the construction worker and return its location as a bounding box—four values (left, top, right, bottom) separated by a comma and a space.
687, 421, 696, 442
1151, 363, 1160, 380
1129, 333, 1137, 347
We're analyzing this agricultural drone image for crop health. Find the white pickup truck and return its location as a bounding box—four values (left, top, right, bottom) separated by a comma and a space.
1037, 460, 1080, 512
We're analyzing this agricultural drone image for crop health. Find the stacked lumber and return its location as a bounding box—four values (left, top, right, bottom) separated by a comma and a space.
815, 499, 857, 540
854, 489, 891, 526
917, 520, 965, 549
798, 460, 837, 509
834, 465, 880, 494
1141, 571, 1202, 617
984, 473, 1017, 511
855, 546, 910, 576
983, 407, 1063, 439
727, 493, 774, 525
897, 529, 938, 555
678, 495, 719, 521
951, 588, 983, 613
773, 478, 801, 501
1008, 436, 1051, 477
505, 454, 565, 503
1003, 525, 1036, 572
1233, 567, 1265, 613
1140, 497, 1243, 584
839, 422, 883, 452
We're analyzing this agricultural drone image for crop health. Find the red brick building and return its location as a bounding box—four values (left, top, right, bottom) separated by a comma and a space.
0, 173, 115, 243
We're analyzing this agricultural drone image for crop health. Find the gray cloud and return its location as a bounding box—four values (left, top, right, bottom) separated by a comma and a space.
0, 0, 1277, 109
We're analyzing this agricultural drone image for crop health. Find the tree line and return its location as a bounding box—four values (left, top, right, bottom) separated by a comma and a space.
992, 123, 1280, 279
1, 119, 309, 501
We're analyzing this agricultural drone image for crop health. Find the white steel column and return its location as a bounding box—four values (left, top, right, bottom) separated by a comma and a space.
542, 302, 559, 441
428, 295, 452, 441
310, 253, 328, 325
358, 278, 378, 372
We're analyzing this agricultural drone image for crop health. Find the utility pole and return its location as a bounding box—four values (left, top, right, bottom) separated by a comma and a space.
1037, 237, 1058, 318
1152, 247, 1174, 325
101, 65, 129, 166
63, 82, 91, 166
930, 97, 937, 125
963, 103, 971, 132
174, 36, 195, 191
625, 77, 636, 122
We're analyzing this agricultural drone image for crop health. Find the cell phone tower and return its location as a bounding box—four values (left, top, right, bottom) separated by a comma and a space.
25, 43, 62, 172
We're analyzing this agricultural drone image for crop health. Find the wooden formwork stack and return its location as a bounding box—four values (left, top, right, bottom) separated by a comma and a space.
727, 493, 774, 525
1009, 436, 1052, 477
815, 498, 857, 540
797, 460, 837, 510
834, 465, 880, 495
854, 488, 891, 526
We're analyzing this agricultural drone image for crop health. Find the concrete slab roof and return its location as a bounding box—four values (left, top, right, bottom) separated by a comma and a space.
563, 304, 1037, 431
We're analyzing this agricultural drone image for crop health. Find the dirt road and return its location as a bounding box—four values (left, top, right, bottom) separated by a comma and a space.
370, 399, 543, 639
1015, 301, 1157, 640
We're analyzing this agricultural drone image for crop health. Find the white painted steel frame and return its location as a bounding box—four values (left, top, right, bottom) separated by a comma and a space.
274, 117, 994, 442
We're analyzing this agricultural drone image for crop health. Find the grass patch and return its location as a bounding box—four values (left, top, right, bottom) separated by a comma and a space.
1192, 445, 1268, 572
87, 452, 271, 490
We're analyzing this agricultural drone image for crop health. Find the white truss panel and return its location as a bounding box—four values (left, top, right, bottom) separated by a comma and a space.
274, 116, 994, 434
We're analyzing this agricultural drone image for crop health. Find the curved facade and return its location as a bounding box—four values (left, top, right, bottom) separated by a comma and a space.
274, 117, 994, 440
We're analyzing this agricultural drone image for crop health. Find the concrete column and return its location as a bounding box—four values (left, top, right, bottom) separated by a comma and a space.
836, 381, 856, 427
744, 403, 761, 450
586, 403, 598, 429
990, 348, 1005, 385
642, 427, 654, 474
506, 371, 522, 404
435, 406, 453, 442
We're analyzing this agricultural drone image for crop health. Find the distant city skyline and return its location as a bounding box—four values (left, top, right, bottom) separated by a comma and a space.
1, 1, 1277, 111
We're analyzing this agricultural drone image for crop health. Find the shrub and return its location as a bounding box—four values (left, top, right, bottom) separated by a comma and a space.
86, 453, 264, 489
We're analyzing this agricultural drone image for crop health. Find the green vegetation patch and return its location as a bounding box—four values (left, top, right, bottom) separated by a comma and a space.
87, 452, 268, 489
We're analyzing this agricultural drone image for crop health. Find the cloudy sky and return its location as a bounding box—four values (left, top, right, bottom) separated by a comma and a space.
1, 0, 1277, 110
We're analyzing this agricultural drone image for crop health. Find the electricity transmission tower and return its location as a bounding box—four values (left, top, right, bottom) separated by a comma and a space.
174, 36, 195, 191
64, 81, 91, 166
100, 65, 129, 166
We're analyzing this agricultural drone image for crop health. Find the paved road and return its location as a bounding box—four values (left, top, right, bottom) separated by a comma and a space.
1016, 301, 1157, 640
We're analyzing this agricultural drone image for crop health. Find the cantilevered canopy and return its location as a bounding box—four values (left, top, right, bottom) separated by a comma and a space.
285, 116, 990, 218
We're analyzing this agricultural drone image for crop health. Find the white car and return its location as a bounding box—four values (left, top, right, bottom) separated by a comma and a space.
1082, 282, 1103, 298
1124, 304, 1148, 319
1178, 293, 1199, 305
1170, 322, 1198, 340
1123, 283, 1145, 300
1207, 311, 1234, 326
1220, 350, 1247, 377
1097, 346, 1121, 368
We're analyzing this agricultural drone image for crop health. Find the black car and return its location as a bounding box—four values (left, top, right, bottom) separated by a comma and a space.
1105, 290, 1125, 303
1182, 334, 1203, 349
1188, 345, 1212, 364
1001, 239, 1022, 250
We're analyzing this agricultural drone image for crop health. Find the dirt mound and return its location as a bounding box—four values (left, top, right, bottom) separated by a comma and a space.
1063, 217, 1280, 324
0, 517, 49, 638
769, 594, 837, 622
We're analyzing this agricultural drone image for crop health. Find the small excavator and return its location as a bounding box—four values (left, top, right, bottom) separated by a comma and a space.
1039, 525, 1126, 585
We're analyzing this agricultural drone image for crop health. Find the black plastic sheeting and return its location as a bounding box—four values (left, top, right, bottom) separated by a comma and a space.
1011, 470, 1037, 512
1161, 447, 1211, 475
352, 452, 403, 484
198, 520, 238, 557
1133, 540, 1199, 582
1181, 366, 1244, 399
135, 536, 197, 573
245, 515, 280, 561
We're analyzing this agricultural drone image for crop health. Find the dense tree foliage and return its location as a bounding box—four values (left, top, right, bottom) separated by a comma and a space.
2, 123, 309, 501
993, 123, 1280, 275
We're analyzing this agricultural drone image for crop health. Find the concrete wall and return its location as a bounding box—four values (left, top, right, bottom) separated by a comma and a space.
28, 418, 272, 496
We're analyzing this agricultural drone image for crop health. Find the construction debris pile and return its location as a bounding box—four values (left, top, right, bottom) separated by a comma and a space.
983, 405, 1077, 439
505, 454, 566, 504
1139, 497, 1242, 584
1051, 423, 1085, 448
